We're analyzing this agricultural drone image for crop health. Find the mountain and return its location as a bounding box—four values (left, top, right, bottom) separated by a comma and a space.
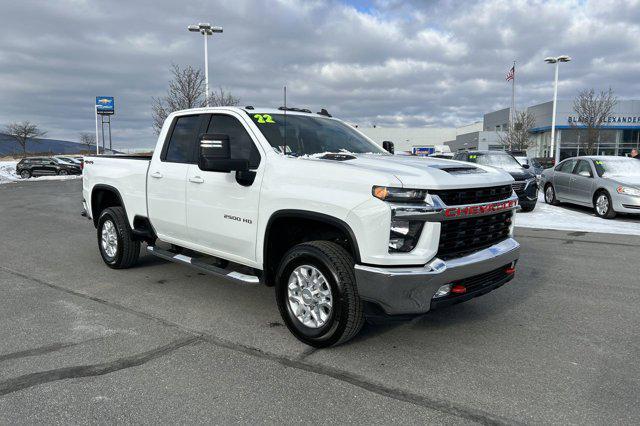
0, 133, 91, 156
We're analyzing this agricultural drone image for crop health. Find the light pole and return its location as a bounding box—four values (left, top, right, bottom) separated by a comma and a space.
188, 22, 223, 107
544, 55, 571, 163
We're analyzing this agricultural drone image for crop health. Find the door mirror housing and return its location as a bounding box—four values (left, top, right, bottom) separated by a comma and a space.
382, 141, 394, 154
522, 164, 531, 169
198, 133, 249, 173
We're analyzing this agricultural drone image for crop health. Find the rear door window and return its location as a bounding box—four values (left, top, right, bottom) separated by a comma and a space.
557, 160, 576, 173
163, 115, 202, 163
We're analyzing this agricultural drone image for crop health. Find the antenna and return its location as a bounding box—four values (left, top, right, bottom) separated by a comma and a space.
283, 85, 287, 156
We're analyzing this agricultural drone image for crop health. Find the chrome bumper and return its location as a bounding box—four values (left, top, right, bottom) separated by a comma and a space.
354, 238, 520, 315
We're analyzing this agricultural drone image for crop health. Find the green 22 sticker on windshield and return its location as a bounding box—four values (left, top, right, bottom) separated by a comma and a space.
253, 114, 275, 124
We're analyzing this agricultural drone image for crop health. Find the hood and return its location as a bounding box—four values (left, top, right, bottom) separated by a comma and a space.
301, 153, 514, 189
501, 167, 536, 180
607, 175, 640, 187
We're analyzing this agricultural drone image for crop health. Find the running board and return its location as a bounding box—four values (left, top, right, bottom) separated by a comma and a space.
146, 246, 260, 284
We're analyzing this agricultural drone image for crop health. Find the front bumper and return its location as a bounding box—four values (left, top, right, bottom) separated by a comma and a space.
354, 238, 520, 315
514, 179, 538, 203
613, 193, 640, 214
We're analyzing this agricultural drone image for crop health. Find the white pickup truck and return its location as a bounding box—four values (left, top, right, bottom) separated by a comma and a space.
82, 106, 520, 347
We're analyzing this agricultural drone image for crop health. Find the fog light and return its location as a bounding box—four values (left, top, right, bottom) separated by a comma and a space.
433, 284, 452, 299
388, 220, 424, 253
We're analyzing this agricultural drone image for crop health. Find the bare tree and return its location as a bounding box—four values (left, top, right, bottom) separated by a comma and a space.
79, 132, 96, 151
570, 88, 617, 155
4, 121, 47, 157
210, 87, 240, 108
498, 110, 536, 151
151, 64, 240, 134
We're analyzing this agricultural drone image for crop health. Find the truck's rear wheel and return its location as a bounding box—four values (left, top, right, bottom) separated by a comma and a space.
97, 206, 140, 269
275, 241, 364, 347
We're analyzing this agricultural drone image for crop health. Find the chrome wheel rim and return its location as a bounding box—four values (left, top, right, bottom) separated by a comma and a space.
596, 195, 609, 216
59, 170, 67, 175
20, 171, 29, 178
101, 220, 118, 258
545, 186, 554, 203
287, 265, 333, 329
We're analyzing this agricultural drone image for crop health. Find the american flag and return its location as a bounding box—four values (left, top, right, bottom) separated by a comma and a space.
506, 65, 515, 81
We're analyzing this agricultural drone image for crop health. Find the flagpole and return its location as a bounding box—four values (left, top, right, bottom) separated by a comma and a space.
511, 61, 515, 151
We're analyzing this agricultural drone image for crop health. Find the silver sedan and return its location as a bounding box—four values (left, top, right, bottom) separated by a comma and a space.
540, 156, 640, 219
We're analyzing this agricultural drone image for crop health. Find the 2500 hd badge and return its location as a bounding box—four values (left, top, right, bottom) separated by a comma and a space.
224, 214, 252, 224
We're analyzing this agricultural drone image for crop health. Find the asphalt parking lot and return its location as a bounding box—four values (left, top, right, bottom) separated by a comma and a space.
1, 179, 639, 424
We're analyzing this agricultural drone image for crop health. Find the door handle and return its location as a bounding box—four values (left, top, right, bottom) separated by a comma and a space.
150, 171, 163, 179
189, 176, 204, 184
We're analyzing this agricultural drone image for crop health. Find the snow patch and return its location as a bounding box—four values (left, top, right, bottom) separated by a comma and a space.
515, 192, 640, 236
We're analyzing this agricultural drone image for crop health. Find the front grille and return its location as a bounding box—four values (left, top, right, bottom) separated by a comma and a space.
511, 181, 526, 194
438, 211, 512, 260
431, 185, 512, 206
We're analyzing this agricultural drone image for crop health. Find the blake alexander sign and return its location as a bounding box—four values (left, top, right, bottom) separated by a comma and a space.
568, 115, 640, 125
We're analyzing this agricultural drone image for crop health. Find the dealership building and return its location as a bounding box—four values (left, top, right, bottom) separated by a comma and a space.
448, 100, 640, 159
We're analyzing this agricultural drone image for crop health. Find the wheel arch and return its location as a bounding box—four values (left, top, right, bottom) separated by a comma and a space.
262, 210, 361, 287
593, 187, 611, 205
91, 184, 126, 228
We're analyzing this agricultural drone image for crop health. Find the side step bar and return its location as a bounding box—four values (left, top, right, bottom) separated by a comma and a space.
146, 246, 260, 284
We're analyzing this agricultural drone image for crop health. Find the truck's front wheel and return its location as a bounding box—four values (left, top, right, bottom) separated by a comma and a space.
275, 241, 364, 347
97, 206, 140, 269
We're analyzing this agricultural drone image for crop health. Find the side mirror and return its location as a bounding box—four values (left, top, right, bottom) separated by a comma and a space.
382, 141, 394, 154
522, 164, 531, 169
198, 133, 249, 173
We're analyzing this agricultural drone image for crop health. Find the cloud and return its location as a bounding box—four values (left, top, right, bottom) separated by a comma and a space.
0, 0, 639, 147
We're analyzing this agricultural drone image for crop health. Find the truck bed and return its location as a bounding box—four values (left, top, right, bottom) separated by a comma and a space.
83, 155, 151, 225
84, 154, 153, 160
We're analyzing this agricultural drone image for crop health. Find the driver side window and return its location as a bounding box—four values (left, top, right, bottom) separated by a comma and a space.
206, 114, 261, 169
573, 160, 593, 177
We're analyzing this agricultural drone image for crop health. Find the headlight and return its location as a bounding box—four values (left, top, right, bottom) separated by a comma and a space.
373, 186, 428, 203
617, 186, 640, 197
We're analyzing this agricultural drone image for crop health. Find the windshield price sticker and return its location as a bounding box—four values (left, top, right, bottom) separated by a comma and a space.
469, 155, 477, 159
253, 114, 275, 124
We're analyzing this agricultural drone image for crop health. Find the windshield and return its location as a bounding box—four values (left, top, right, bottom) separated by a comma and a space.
593, 159, 640, 178
515, 156, 529, 166
248, 113, 386, 156
468, 153, 522, 168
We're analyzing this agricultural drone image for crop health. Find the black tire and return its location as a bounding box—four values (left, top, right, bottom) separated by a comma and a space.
58, 169, 68, 175
544, 184, 558, 205
97, 206, 140, 269
594, 190, 616, 219
520, 201, 536, 212
275, 241, 364, 347
19, 170, 31, 179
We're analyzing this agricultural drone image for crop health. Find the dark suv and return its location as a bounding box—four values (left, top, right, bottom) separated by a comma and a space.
16, 157, 82, 179
453, 150, 538, 211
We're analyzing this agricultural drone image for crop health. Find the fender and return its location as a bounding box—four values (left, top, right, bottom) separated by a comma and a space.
263, 209, 362, 264
91, 184, 126, 227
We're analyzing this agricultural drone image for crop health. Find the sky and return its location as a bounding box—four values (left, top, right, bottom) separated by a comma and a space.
1, 0, 640, 148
